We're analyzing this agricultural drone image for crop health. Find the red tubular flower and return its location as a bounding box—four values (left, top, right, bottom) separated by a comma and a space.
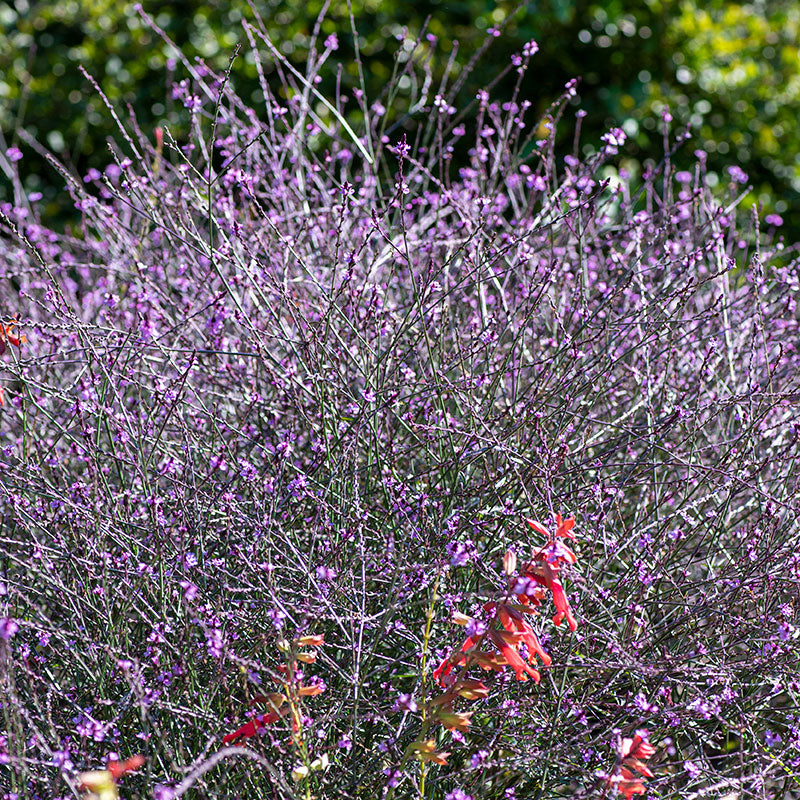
622, 734, 656, 760
606, 732, 657, 798
555, 513, 576, 539
550, 578, 578, 631
523, 516, 579, 632
0, 319, 25, 356
526, 518, 550, 536
0, 319, 24, 404
433, 636, 476, 684
495, 604, 552, 666
435, 710, 473, 732
523, 561, 577, 630
222, 710, 281, 745
107, 755, 145, 780
621, 735, 656, 775
488, 629, 541, 682
616, 773, 647, 799
471, 649, 509, 673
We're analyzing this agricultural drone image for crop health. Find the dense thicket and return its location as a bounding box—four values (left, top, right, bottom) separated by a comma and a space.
1, 24, 799, 800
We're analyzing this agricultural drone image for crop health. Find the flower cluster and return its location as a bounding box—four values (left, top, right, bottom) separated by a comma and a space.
402, 516, 580, 769
434, 515, 578, 689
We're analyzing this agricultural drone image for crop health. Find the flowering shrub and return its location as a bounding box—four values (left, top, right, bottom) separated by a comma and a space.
1, 15, 799, 800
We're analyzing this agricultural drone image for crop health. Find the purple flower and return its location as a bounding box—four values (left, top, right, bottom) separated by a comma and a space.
0, 618, 18, 640
684, 759, 701, 779
727, 165, 748, 184
267, 608, 286, 629
180, 581, 198, 601
633, 691, 659, 714
523, 40, 539, 57
600, 128, 626, 155
52, 749, 74, 771
5, 147, 22, 163
465, 618, 487, 638
393, 692, 418, 713
470, 749, 489, 767
765, 729, 782, 747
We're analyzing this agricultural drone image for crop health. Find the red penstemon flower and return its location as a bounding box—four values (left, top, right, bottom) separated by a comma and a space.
0, 317, 25, 408
0, 317, 25, 356
222, 635, 324, 746
523, 514, 579, 631
78, 755, 145, 798
433, 514, 579, 689
604, 732, 657, 798
222, 708, 286, 745
107, 754, 146, 780
402, 516, 581, 772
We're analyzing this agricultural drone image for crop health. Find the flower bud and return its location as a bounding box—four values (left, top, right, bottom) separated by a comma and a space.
291, 765, 310, 781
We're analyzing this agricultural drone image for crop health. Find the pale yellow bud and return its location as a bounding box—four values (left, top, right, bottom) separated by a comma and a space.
78, 770, 119, 800
310, 753, 330, 771
291, 764, 310, 781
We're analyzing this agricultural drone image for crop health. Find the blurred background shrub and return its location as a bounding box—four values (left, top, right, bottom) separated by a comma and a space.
0, 0, 798, 232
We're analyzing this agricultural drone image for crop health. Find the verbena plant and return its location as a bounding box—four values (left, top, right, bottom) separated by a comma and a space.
1, 11, 799, 800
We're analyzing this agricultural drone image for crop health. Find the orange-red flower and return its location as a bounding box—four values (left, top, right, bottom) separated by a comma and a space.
0, 318, 25, 356
433, 636, 477, 684
605, 733, 657, 799
487, 628, 542, 682
107, 755, 145, 780
433, 515, 579, 688
0, 318, 25, 407
523, 515, 579, 631
433, 601, 550, 686
79, 755, 144, 800
526, 513, 575, 540
222, 710, 283, 745
494, 603, 552, 667
222, 633, 324, 747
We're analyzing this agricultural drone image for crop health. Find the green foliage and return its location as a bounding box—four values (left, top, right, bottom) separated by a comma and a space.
649, 0, 800, 216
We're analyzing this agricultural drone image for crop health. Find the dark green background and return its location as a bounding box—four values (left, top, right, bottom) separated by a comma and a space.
1, 1, 798, 229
